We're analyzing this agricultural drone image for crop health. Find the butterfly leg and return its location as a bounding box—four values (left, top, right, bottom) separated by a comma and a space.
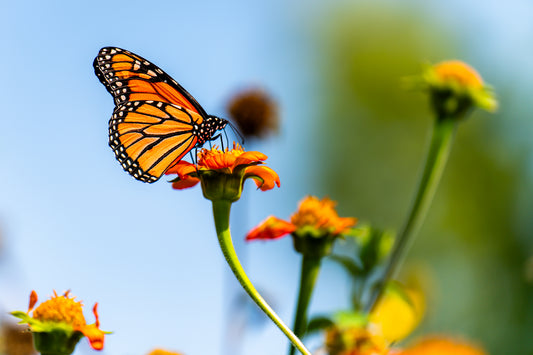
223, 129, 230, 150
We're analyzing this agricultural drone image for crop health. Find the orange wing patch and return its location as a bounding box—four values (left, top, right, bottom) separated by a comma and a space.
109, 101, 201, 183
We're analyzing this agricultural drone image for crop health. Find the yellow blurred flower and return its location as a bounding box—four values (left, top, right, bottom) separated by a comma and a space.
369, 282, 425, 343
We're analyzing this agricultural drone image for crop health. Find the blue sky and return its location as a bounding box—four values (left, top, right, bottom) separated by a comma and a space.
1, 1, 532, 355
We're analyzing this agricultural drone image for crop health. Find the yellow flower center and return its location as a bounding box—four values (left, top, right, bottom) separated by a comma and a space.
432, 60, 484, 89
32, 293, 86, 329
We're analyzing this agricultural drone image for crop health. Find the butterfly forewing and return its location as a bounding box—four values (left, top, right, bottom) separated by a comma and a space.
93, 47, 208, 116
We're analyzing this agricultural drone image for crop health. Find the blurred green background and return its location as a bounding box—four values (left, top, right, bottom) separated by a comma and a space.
312, 2, 533, 354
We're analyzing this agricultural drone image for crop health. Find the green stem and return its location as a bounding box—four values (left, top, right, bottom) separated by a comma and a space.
288, 255, 322, 355
212, 200, 312, 355
366, 117, 457, 312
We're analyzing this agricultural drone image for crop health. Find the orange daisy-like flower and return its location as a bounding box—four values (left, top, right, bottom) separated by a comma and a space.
11, 290, 106, 354
165, 143, 279, 202
247, 196, 357, 242
421, 60, 497, 117
291, 196, 357, 236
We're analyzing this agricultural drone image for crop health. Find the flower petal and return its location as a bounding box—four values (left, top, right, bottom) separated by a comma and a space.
172, 177, 200, 190
79, 324, 105, 350
246, 216, 296, 241
244, 166, 280, 191
28, 290, 38, 313
333, 217, 358, 235
165, 161, 196, 178
93, 303, 100, 328
233, 151, 267, 167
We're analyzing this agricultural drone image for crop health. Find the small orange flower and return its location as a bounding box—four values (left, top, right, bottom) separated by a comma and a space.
421, 60, 497, 116
246, 196, 357, 242
397, 336, 487, 355
11, 290, 106, 352
291, 196, 357, 235
165, 143, 279, 201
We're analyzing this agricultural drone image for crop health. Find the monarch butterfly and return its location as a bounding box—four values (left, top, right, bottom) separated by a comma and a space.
93, 47, 228, 183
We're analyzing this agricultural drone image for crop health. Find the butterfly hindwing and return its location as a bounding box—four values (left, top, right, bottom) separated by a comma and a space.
93, 47, 208, 116
109, 100, 202, 183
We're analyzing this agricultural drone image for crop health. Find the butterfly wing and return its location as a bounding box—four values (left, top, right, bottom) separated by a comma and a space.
110, 100, 202, 183
93, 47, 208, 116
93, 47, 211, 182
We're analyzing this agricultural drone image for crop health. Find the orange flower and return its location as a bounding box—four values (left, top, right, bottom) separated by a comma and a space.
246, 196, 357, 242
165, 143, 279, 201
11, 290, 106, 352
291, 196, 356, 235
421, 60, 497, 116
397, 336, 487, 355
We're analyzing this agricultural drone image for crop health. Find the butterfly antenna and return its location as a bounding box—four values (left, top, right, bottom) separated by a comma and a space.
229, 122, 245, 146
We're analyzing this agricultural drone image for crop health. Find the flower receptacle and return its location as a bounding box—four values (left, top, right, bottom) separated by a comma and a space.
32, 329, 83, 355
291, 230, 335, 258
200, 170, 244, 202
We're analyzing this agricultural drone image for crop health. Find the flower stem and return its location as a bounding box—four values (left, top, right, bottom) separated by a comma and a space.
288, 255, 321, 355
212, 200, 312, 355
366, 117, 457, 312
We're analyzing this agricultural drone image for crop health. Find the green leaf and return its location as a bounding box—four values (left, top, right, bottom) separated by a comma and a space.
306, 316, 334, 336
328, 254, 364, 278
333, 310, 368, 328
